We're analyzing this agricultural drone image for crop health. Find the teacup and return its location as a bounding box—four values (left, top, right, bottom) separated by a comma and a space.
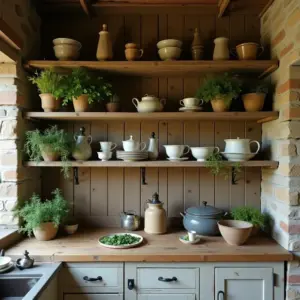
97, 151, 112, 161
180, 98, 203, 108
190, 147, 220, 161
125, 48, 144, 61
123, 141, 146, 152
164, 145, 190, 158
100, 141, 117, 152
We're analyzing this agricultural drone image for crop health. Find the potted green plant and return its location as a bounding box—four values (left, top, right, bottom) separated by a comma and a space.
196, 73, 241, 112
28, 69, 64, 112
242, 80, 269, 112
230, 207, 268, 235
61, 68, 113, 112
14, 189, 69, 241
106, 93, 120, 112
24, 125, 73, 178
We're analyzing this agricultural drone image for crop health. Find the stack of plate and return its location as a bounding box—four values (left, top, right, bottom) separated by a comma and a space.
117, 151, 148, 162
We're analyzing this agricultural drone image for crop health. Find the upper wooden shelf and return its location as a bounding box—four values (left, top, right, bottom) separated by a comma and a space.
24, 60, 279, 78
25, 111, 279, 123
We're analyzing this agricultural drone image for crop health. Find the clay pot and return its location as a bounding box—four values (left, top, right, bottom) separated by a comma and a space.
242, 93, 266, 112
40, 144, 59, 161
218, 220, 253, 246
39, 94, 59, 112
73, 94, 89, 112
64, 224, 78, 235
106, 103, 120, 112
33, 222, 58, 241
211, 97, 231, 112
236, 43, 264, 60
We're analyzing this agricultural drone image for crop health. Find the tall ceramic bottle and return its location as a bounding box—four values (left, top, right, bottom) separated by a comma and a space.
147, 132, 159, 161
96, 24, 113, 61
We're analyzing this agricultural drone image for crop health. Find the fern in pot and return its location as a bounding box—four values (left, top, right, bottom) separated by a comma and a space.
196, 73, 241, 112
28, 69, 64, 112
61, 68, 113, 112
24, 125, 73, 178
14, 189, 69, 241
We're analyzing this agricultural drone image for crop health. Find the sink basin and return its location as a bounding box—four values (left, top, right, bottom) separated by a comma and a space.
0, 275, 42, 299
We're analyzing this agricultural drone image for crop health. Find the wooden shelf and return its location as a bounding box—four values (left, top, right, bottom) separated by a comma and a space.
24, 160, 279, 168
24, 60, 279, 78
25, 111, 279, 123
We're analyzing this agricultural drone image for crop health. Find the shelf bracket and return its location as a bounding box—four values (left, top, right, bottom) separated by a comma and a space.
141, 167, 147, 185
74, 167, 79, 185
218, 0, 231, 18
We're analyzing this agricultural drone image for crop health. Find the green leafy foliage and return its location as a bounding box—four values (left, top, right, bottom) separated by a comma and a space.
24, 125, 73, 178
100, 234, 141, 246
231, 207, 268, 228
61, 68, 113, 106
14, 189, 70, 237
196, 73, 242, 106
28, 69, 64, 97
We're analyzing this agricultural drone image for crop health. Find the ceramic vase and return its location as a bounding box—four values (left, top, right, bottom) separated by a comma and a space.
96, 24, 113, 61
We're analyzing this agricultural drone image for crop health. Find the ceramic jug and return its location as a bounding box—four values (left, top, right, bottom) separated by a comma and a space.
148, 132, 159, 160
224, 137, 260, 154
96, 24, 113, 61
144, 193, 167, 235
132, 94, 166, 113
72, 127, 92, 161
213, 37, 229, 60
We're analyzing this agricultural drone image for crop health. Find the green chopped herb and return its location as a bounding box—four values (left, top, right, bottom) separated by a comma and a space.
100, 234, 141, 246
183, 235, 189, 241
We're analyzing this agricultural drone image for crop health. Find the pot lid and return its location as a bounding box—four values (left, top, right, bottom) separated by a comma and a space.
124, 135, 135, 143
185, 201, 222, 216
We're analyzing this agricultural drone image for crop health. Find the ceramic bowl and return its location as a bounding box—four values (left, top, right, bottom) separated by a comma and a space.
158, 47, 181, 61
53, 44, 80, 61
64, 224, 78, 235
221, 152, 256, 162
157, 39, 182, 49
97, 151, 112, 161
53, 38, 82, 48
164, 145, 190, 159
218, 220, 253, 246
191, 147, 220, 161
0, 256, 12, 269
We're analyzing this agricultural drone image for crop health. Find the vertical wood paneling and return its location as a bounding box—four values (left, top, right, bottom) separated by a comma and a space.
199, 16, 216, 59
141, 15, 158, 60
230, 15, 245, 48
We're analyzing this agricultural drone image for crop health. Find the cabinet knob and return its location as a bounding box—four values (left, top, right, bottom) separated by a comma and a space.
158, 276, 177, 282
217, 291, 225, 300
83, 276, 102, 282
128, 279, 135, 290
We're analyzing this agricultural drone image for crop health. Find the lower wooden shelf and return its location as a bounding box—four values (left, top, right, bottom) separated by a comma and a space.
24, 160, 279, 168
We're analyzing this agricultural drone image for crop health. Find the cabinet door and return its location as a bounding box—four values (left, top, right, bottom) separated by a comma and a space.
138, 295, 195, 300
64, 294, 122, 300
215, 268, 273, 300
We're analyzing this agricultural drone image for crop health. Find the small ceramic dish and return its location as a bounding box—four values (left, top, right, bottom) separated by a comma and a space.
221, 152, 256, 162
97, 151, 113, 161
157, 39, 182, 49
0, 256, 12, 269
0, 262, 14, 274
179, 235, 201, 244
179, 106, 203, 112
158, 47, 181, 61
64, 224, 78, 235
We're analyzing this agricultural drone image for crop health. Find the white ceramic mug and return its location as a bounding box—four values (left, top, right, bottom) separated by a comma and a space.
100, 141, 117, 152
164, 145, 190, 158
190, 147, 220, 161
180, 98, 203, 107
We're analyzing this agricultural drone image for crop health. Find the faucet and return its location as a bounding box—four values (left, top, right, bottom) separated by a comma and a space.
0, 249, 5, 256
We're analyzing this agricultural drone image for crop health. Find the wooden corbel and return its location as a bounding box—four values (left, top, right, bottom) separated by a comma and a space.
218, 0, 231, 18
79, 0, 94, 18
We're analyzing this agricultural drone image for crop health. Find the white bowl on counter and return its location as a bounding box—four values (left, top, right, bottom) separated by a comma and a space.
221, 152, 256, 162
158, 47, 181, 61
157, 39, 182, 49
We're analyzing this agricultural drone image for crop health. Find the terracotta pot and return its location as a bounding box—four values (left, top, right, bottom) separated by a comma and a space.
211, 97, 231, 112
218, 220, 253, 246
39, 94, 59, 112
242, 93, 266, 112
106, 103, 120, 112
73, 95, 89, 112
236, 43, 264, 60
33, 222, 58, 241
40, 144, 59, 161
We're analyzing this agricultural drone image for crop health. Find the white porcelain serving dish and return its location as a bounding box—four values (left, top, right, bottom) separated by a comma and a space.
179, 235, 201, 245
221, 152, 256, 162
158, 47, 181, 61
224, 137, 260, 154
164, 145, 190, 159
117, 151, 148, 162
99, 233, 143, 249
122, 136, 146, 152
97, 151, 113, 161
157, 39, 183, 49
191, 146, 220, 161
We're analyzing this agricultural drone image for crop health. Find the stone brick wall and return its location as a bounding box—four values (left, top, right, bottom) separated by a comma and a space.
0, 0, 40, 228
260, 0, 300, 298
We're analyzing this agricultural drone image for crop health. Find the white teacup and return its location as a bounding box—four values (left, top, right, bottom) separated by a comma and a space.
97, 151, 112, 161
191, 147, 220, 161
164, 145, 190, 158
180, 98, 203, 107
100, 141, 117, 152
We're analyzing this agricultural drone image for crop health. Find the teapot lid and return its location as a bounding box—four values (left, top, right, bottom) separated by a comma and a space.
125, 135, 135, 142
148, 192, 162, 204
150, 132, 156, 139
185, 201, 223, 216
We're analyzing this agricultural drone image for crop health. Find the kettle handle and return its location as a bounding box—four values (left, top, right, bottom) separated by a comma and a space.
180, 212, 185, 218
16, 258, 23, 270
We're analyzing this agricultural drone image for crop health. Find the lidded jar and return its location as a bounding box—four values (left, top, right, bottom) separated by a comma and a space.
96, 24, 113, 61
72, 127, 92, 161
144, 193, 167, 235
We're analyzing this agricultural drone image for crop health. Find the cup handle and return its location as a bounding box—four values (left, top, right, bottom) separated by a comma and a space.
111, 143, 117, 151
180, 100, 185, 106
160, 98, 166, 106
214, 147, 220, 153
132, 98, 139, 109
230, 47, 237, 57
140, 142, 147, 151
258, 45, 264, 57
250, 140, 260, 154
139, 49, 144, 58
199, 99, 204, 106
88, 135, 93, 144
183, 145, 190, 155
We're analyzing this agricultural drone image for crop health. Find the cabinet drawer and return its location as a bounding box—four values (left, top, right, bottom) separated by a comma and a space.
137, 268, 198, 290
64, 294, 123, 300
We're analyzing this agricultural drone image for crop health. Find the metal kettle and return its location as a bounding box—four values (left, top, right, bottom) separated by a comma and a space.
16, 250, 34, 270
120, 210, 141, 231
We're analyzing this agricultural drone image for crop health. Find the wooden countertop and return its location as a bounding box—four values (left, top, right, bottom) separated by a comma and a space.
6, 228, 292, 262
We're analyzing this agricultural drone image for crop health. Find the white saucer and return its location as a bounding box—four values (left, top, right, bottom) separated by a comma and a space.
167, 157, 189, 161
179, 235, 201, 244
179, 106, 203, 112
0, 262, 14, 273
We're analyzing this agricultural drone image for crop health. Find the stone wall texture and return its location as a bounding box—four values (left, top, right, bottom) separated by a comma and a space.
261, 0, 300, 299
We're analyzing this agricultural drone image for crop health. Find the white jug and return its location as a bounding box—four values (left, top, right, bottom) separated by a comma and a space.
224, 137, 260, 154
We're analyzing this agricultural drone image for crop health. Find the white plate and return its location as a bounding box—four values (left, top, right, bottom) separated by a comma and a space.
179, 235, 201, 244
99, 233, 144, 249
0, 256, 12, 269
179, 106, 203, 112
0, 262, 14, 273
221, 152, 256, 162
167, 157, 189, 161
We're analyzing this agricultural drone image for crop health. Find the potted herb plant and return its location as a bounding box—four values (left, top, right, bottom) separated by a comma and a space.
14, 189, 69, 241
106, 93, 120, 112
24, 125, 73, 178
61, 68, 113, 112
196, 73, 241, 112
242, 80, 269, 112
28, 69, 64, 112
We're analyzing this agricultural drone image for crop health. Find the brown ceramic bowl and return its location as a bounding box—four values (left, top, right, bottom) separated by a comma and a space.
218, 220, 253, 246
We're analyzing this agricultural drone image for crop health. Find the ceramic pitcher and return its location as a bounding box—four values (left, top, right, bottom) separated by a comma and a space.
96, 24, 113, 61
213, 37, 230, 60
148, 132, 159, 160
72, 127, 92, 161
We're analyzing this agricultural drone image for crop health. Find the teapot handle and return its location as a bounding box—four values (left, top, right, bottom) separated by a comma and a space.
74, 134, 78, 142
139, 49, 144, 58
160, 98, 166, 106
132, 98, 139, 109
250, 140, 260, 154
183, 145, 190, 156
214, 147, 220, 153
140, 142, 147, 151
88, 135, 93, 144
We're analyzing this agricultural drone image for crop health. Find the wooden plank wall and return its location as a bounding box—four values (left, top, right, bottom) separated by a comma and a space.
40, 8, 262, 226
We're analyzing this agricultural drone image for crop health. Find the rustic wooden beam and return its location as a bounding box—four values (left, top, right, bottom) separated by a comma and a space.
259, 0, 274, 18
218, 0, 230, 18
0, 20, 23, 51
79, 0, 94, 17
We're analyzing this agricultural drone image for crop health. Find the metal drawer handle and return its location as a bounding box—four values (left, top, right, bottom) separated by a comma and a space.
158, 276, 177, 282
217, 291, 225, 300
83, 276, 103, 282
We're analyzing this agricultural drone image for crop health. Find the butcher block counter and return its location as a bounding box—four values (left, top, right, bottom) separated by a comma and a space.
6, 228, 292, 263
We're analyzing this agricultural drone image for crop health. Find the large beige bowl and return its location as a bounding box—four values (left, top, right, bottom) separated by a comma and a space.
158, 47, 181, 61
53, 44, 80, 61
53, 38, 81, 48
218, 220, 253, 246
157, 39, 182, 49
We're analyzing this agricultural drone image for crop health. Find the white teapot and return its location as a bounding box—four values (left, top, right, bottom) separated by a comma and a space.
132, 94, 166, 113
224, 137, 260, 154
123, 135, 146, 152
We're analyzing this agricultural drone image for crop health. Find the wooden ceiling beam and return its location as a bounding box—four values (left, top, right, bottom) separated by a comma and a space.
218, 0, 230, 18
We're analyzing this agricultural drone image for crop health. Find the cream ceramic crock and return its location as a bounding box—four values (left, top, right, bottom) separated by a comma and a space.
132, 94, 166, 112
224, 137, 260, 154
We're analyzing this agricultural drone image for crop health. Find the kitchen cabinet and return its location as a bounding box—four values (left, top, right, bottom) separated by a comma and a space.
138, 295, 195, 300
215, 268, 273, 300
64, 295, 122, 300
